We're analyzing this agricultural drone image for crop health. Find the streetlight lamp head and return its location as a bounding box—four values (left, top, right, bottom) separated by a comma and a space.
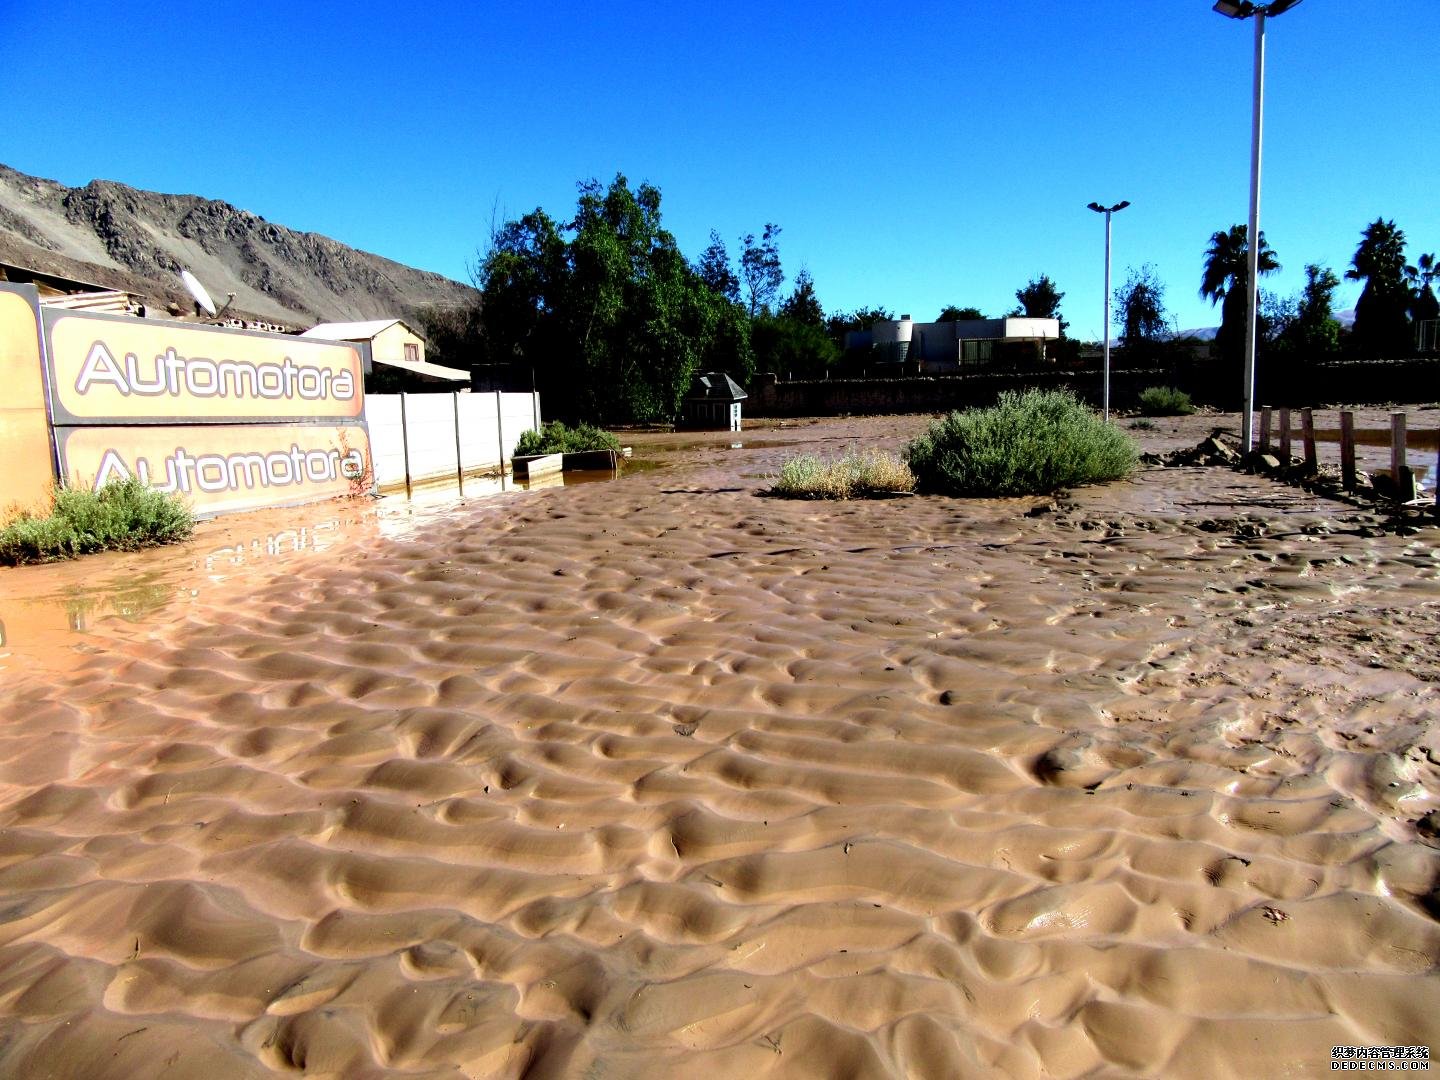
1264, 0, 1304, 15
1114, 200, 1131, 211
1212, 0, 1253, 18
1087, 202, 1104, 212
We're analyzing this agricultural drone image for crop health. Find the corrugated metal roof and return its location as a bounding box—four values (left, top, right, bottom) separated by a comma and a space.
300, 319, 404, 341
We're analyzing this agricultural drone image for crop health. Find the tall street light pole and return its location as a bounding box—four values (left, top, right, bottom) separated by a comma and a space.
1088, 200, 1129, 422
1213, 0, 1304, 453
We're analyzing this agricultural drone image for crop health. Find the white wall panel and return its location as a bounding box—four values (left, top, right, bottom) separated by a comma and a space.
366, 395, 407, 487
457, 393, 502, 472
367, 392, 542, 490
403, 394, 458, 483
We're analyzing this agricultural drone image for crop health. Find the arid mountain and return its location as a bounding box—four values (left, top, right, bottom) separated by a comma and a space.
0, 163, 478, 327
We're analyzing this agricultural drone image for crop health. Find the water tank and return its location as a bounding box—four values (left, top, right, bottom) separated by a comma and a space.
871, 315, 913, 346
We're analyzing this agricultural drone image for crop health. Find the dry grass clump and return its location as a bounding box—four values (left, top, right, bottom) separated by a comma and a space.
769, 448, 916, 499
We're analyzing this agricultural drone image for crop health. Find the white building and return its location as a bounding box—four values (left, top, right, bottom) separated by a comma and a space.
848, 314, 1061, 372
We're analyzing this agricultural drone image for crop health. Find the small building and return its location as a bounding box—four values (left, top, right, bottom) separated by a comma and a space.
1, 260, 140, 316
681, 371, 747, 431
300, 318, 469, 392
848, 313, 1061, 372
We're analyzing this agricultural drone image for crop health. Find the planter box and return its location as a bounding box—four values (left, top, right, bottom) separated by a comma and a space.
559, 449, 620, 471
512, 453, 563, 479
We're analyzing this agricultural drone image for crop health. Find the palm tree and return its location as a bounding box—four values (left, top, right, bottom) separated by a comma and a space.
1410, 252, 1438, 325
1346, 219, 1413, 357
1200, 224, 1280, 367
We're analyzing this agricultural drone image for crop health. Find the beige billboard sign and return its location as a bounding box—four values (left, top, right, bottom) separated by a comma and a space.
44, 312, 363, 425
56, 423, 372, 517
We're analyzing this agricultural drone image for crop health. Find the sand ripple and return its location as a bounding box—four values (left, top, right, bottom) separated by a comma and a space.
0, 417, 1438, 1077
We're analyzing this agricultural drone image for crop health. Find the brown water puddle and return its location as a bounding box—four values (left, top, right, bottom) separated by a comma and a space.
0, 467, 638, 678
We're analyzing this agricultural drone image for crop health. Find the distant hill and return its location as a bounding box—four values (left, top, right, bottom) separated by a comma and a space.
0, 163, 478, 327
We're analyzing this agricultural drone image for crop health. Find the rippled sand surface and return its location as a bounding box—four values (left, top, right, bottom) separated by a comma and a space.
1, 414, 1438, 1078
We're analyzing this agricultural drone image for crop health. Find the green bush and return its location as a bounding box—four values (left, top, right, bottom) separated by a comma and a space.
1136, 385, 1195, 416
905, 389, 1137, 496
514, 420, 621, 456
0, 478, 194, 565
769, 448, 916, 499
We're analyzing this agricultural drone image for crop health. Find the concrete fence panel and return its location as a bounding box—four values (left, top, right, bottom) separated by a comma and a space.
366, 395, 406, 489
367, 391, 542, 493
457, 393, 502, 473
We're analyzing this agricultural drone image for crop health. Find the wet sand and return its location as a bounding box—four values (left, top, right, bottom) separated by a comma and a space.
1, 412, 1438, 1078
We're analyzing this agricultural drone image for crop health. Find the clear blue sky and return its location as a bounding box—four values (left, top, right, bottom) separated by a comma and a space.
3, 1, 1435, 339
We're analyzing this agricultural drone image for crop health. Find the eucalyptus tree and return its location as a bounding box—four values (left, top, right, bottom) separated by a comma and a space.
478, 175, 752, 423
739, 224, 784, 317
696, 230, 740, 302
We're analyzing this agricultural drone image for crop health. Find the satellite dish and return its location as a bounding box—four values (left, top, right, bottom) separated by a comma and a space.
179, 269, 217, 317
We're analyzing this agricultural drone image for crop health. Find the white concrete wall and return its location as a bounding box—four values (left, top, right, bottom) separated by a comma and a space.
366, 394, 407, 488
402, 394, 457, 482
366, 391, 541, 491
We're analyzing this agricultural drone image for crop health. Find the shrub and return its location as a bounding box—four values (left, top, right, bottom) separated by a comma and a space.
1129, 418, 1158, 431
0, 478, 194, 565
514, 420, 621, 456
769, 448, 916, 499
904, 389, 1137, 496
1136, 385, 1195, 416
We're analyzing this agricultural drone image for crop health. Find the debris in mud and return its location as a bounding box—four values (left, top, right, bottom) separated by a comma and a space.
1141, 429, 1437, 533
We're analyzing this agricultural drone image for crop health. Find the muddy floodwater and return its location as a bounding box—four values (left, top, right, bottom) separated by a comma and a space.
0, 410, 1437, 1079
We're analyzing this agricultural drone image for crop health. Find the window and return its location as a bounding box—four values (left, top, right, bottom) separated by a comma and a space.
404, 342, 419, 363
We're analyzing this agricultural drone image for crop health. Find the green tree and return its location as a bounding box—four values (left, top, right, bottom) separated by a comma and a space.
696, 230, 740, 302
1409, 252, 1438, 327
1286, 263, 1343, 359
1010, 275, 1068, 336
414, 299, 484, 374
739, 224, 783, 317
780, 268, 824, 327
751, 313, 838, 379
1200, 224, 1280, 368
478, 175, 747, 423
1346, 218, 1413, 358
1114, 264, 1169, 358
826, 306, 893, 351
937, 305, 984, 322
477, 207, 568, 380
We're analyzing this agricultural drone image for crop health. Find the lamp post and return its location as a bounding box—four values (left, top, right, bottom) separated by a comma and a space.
1087, 200, 1129, 422
1213, 0, 1304, 453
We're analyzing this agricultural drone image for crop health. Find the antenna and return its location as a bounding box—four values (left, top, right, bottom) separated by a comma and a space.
179, 269, 217, 317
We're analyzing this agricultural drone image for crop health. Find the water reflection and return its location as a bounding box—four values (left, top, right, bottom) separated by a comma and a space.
0, 465, 630, 676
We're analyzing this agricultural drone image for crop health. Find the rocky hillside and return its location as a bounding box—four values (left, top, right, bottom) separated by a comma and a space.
0, 163, 478, 327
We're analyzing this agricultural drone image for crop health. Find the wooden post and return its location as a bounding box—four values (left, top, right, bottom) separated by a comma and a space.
1301, 408, 1317, 474
399, 393, 413, 499
1259, 406, 1272, 453
1391, 411, 1406, 481
1340, 410, 1357, 490
1278, 407, 1291, 463
452, 391, 464, 493
1391, 411, 1417, 502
